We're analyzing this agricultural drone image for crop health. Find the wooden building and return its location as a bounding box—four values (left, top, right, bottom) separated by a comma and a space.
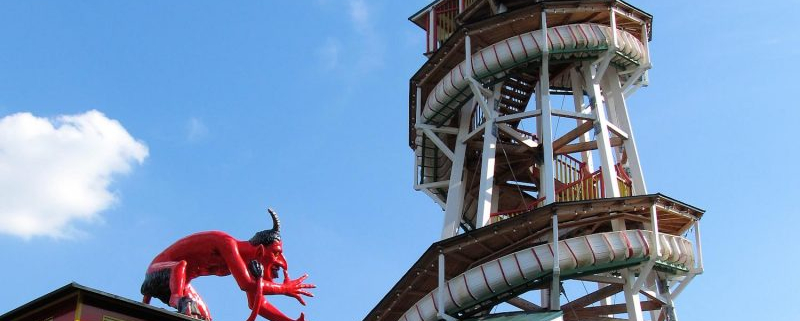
0, 283, 192, 321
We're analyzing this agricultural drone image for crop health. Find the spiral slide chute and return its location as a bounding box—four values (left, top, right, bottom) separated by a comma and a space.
421, 23, 645, 126
399, 230, 693, 321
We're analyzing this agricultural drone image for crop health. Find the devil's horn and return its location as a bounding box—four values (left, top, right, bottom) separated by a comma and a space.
267, 208, 281, 232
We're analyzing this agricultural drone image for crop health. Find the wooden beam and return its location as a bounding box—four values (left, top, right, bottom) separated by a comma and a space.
498, 124, 539, 148
555, 137, 623, 155
561, 284, 623, 310
565, 301, 662, 319
552, 121, 595, 151
507, 297, 545, 311
496, 110, 541, 123
552, 109, 596, 121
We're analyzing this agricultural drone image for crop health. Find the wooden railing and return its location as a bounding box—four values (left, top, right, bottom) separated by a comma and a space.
490, 163, 633, 223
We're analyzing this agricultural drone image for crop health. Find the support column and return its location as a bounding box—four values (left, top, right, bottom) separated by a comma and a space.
549, 212, 561, 310
441, 99, 476, 239
475, 93, 498, 228
603, 67, 647, 195
658, 276, 679, 321
582, 62, 620, 198
428, 8, 436, 52
569, 67, 594, 170
538, 11, 556, 205
622, 271, 644, 321
598, 282, 613, 318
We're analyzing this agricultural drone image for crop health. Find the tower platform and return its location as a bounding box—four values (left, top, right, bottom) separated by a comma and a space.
364, 194, 703, 321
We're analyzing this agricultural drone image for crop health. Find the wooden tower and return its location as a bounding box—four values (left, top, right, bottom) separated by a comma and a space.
365, 1, 705, 321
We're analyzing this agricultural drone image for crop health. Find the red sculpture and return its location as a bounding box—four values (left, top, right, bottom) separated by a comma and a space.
141, 208, 315, 321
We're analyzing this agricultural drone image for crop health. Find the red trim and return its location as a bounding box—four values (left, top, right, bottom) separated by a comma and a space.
463, 274, 477, 301
531, 248, 544, 272
505, 39, 517, 63
497, 259, 512, 287
513, 253, 526, 280
577, 24, 590, 45
517, 34, 530, 57
447, 282, 461, 308
531, 34, 541, 51
585, 236, 597, 264
547, 243, 557, 267
492, 44, 502, 69
478, 50, 490, 73
469, 53, 477, 76
432, 9, 438, 52
636, 230, 650, 256
564, 240, 579, 267
602, 233, 616, 261
430, 292, 438, 311
432, 89, 444, 105
620, 232, 634, 258
567, 25, 579, 45
480, 265, 494, 293
440, 85, 454, 100
415, 303, 424, 320
553, 27, 566, 50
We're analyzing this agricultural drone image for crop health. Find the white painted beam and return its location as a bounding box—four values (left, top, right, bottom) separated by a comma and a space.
442, 100, 475, 239
495, 110, 541, 123
415, 124, 460, 135
570, 67, 595, 170
498, 124, 538, 148
423, 128, 455, 161
551, 109, 596, 121
583, 62, 620, 198
604, 67, 647, 195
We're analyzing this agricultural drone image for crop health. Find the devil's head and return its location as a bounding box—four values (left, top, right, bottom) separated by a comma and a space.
249, 208, 287, 279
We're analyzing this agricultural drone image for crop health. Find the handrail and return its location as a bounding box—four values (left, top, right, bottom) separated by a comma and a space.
491, 163, 633, 222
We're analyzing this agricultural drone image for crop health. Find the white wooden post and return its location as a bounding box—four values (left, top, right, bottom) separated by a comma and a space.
603, 67, 647, 195
569, 67, 594, 170
466, 34, 499, 229
623, 270, 645, 321
475, 95, 498, 228
428, 8, 436, 52
550, 212, 561, 310
582, 62, 620, 199
441, 99, 475, 239
538, 11, 556, 206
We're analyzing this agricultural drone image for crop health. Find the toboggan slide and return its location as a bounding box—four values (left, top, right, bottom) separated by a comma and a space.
400, 230, 692, 321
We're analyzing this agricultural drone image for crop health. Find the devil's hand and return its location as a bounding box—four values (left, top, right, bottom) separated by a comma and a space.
281, 271, 315, 306
248, 260, 264, 279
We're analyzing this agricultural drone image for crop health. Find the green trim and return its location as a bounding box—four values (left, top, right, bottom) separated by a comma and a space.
655, 260, 690, 274
562, 257, 649, 279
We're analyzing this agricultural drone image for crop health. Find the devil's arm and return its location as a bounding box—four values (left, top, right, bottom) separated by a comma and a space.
247, 293, 306, 321
260, 272, 315, 305
217, 239, 260, 292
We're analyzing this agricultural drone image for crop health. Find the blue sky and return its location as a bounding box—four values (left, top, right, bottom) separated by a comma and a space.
0, 1, 798, 320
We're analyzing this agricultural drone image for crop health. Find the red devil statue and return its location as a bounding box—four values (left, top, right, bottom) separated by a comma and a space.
141, 208, 315, 321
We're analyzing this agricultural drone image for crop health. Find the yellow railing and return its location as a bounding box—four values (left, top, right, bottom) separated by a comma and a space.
490, 163, 633, 223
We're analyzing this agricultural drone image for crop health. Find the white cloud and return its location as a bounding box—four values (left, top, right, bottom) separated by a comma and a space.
187, 117, 208, 142
314, 0, 385, 73
348, 0, 369, 33
0, 110, 148, 239
318, 37, 342, 70
347, 0, 384, 72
